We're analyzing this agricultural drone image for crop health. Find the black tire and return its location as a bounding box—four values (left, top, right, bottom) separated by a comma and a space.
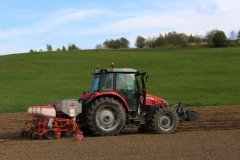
27, 131, 34, 139
45, 130, 56, 140
76, 112, 87, 128
79, 127, 94, 136
76, 109, 93, 136
20, 130, 26, 137
149, 108, 179, 134
86, 97, 126, 136
32, 132, 42, 140
23, 131, 29, 138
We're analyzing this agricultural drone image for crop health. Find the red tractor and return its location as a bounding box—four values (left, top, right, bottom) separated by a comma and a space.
77, 67, 197, 136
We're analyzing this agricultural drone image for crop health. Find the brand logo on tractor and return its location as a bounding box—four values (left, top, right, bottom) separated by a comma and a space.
147, 96, 155, 101
68, 103, 76, 109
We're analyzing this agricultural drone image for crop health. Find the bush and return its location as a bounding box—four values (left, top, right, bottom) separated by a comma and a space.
205, 29, 218, 46
29, 49, 35, 53
62, 46, 66, 51
165, 31, 188, 46
119, 37, 130, 48
68, 43, 80, 51
238, 30, 240, 40
154, 34, 166, 47
212, 31, 227, 47
135, 36, 146, 48
138, 31, 195, 48
46, 44, 53, 52
103, 37, 130, 49
96, 44, 103, 49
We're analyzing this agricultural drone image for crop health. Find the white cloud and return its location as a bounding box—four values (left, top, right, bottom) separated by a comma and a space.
82, 0, 240, 36
0, 9, 104, 38
71, 0, 239, 48
0, 9, 106, 54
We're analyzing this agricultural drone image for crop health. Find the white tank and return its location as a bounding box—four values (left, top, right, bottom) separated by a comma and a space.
36, 107, 41, 115
40, 106, 56, 118
32, 107, 37, 115
48, 99, 82, 117
27, 107, 33, 114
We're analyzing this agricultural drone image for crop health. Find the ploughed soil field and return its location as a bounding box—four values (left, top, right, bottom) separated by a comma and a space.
0, 106, 240, 160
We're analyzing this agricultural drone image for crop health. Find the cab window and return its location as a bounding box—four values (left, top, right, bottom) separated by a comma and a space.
99, 73, 113, 91
91, 75, 100, 93
116, 73, 137, 91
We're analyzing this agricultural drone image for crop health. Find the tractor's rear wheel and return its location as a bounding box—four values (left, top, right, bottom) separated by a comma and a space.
149, 108, 179, 134
86, 97, 126, 136
76, 109, 94, 136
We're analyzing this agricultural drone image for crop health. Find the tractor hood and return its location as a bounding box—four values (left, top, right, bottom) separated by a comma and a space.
145, 94, 168, 106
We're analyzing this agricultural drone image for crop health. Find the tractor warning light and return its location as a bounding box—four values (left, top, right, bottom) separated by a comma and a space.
96, 65, 101, 69
111, 62, 115, 68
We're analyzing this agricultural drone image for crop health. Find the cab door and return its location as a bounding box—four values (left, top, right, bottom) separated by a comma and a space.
115, 73, 139, 111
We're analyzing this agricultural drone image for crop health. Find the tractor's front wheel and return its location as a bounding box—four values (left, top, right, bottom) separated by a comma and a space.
149, 108, 179, 134
86, 97, 126, 136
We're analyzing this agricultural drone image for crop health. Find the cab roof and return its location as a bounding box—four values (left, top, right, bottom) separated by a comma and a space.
92, 68, 138, 75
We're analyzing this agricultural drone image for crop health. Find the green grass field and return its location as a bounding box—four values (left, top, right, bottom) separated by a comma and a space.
0, 47, 240, 113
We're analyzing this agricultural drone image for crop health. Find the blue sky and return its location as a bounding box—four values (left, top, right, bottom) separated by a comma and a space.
0, 0, 239, 55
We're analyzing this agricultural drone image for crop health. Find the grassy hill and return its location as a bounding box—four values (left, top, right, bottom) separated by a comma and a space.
0, 47, 240, 113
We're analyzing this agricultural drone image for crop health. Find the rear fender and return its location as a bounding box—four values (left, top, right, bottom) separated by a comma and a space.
85, 91, 130, 112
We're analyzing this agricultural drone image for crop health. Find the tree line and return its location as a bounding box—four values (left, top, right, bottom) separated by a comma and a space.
99, 29, 240, 49
29, 29, 240, 53
29, 43, 80, 53
96, 37, 130, 49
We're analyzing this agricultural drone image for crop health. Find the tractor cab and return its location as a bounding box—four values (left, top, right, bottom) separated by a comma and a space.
91, 68, 143, 112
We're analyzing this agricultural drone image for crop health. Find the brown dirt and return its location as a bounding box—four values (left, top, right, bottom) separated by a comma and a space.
0, 106, 240, 160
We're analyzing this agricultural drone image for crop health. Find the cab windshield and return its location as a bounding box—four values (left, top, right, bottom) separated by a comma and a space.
91, 75, 100, 93
99, 73, 113, 91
